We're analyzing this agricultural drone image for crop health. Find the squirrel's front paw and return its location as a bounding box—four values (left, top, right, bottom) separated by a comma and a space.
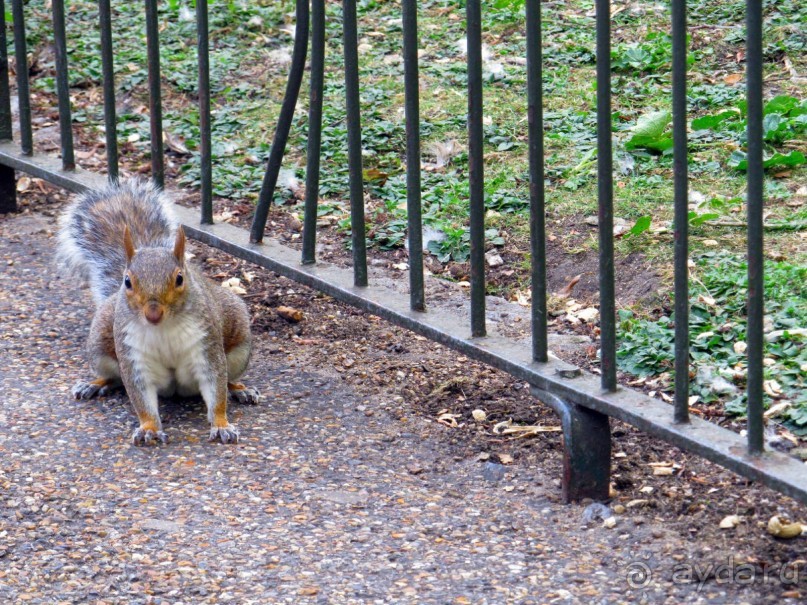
209, 424, 239, 444
228, 384, 261, 405
131, 427, 168, 446
73, 378, 119, 400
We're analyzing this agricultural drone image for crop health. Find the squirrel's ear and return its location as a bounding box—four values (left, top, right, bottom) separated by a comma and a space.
173, 226, 186, 264
123, 225, 135, 263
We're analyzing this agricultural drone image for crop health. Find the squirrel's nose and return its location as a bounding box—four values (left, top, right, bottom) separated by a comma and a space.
144, 301, 164, 325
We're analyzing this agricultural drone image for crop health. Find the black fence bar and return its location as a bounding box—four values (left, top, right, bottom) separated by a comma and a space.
595, 0, 616, 391
402, 0, 425, 311
342, 0, 368, 286
466, 0, 486, 337
526, 0, 547, 362
144, 0, 164, 187
302, 0, 325, 265
0, 0, 16, 213
745, 0, 764, 456
0, 0, 12, 144
249, 0, 310, 244
671, 0, 689, 424
196, 0, 212, 223
10, 0, 32, 156
98, 0, 118, 182
52, 0, 75, 170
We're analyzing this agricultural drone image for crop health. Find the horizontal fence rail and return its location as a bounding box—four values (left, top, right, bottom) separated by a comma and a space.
0, 0, 802, 505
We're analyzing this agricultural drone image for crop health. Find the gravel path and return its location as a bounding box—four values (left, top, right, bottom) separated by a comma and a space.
1, 209, 804, 604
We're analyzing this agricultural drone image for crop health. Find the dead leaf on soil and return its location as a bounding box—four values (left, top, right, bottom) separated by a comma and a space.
763, 401, 791, 419
472, 409, 487, 423
213, 210, 235, 223
164, 130, 190, 155
626, 499, 651, 509
221, 277, 247, 295
298, 586, 320, 596
437, 410, 460, 428
277, 306, 304, 323
500, 424, 563, 439
497, 453, 514, 465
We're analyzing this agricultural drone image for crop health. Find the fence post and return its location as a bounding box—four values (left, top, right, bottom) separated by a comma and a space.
144, 0, 164, 187
533, 389, 611, 503
466, 0, 486, 337
342, 0, 368, 286
595, 0, 616, 391
302, 0, 326, 264
402, 0, 425, 311
52, 0, 75, 171
196, 0, 213, 223
671, 0, 690, 424
0, 0, 16, 213
98, 0, 119, 182
745, 0, 764, 455
11, 0, 32, 156
526, 0, 547, 362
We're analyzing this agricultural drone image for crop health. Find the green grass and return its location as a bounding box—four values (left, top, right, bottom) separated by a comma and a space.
618, 254, 807, 434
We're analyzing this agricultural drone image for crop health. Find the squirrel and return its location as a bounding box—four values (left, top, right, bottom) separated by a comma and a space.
58, 179, 260, 445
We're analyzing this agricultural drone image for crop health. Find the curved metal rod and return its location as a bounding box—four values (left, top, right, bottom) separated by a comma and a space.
250, 0, 310, 244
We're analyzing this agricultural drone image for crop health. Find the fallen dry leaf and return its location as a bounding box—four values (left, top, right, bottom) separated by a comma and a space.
437, 412, 460, 428
298, 586, 320, 596
472, 409, 487, 423
764, 401, 791, 419
221, 277, 247, 295
277, 306, 304, 323
497, 453, 514, 465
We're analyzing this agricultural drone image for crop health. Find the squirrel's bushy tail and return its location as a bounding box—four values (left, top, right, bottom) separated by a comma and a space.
58, 179, 177, 305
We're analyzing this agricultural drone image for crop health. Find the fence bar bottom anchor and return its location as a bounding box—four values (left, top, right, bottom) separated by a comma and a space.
532, 387, 611, 503
0, 164, 16, 213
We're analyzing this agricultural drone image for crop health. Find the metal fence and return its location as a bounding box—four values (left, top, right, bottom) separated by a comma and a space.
0, 0, 804, 505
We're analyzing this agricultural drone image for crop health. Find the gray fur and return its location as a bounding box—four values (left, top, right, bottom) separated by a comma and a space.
57, 179, 177, 306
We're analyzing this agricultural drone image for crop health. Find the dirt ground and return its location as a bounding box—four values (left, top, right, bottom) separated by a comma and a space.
0, 186, 804, 604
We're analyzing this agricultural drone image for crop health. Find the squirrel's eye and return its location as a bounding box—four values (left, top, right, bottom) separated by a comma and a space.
124, 275, 132, 289
175, 272, 184, 287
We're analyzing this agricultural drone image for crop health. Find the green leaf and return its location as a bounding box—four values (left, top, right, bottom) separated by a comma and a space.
625, 111, 673, 152
763, 95, 799, 116
691, 111, 738, 131
689, 212, 721, 227
625, 215, 652, 237
730, 150, 807, 171
630, 110, 672, 139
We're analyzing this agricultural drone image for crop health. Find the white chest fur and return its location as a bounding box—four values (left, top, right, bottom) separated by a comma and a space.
122, 314, 209, 396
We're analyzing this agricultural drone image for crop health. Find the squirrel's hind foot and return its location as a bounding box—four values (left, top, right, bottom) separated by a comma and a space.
131, 427, 168, 446
228, 383, 261, 405
209, 424, 239, 444
73, 378, 121, 400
